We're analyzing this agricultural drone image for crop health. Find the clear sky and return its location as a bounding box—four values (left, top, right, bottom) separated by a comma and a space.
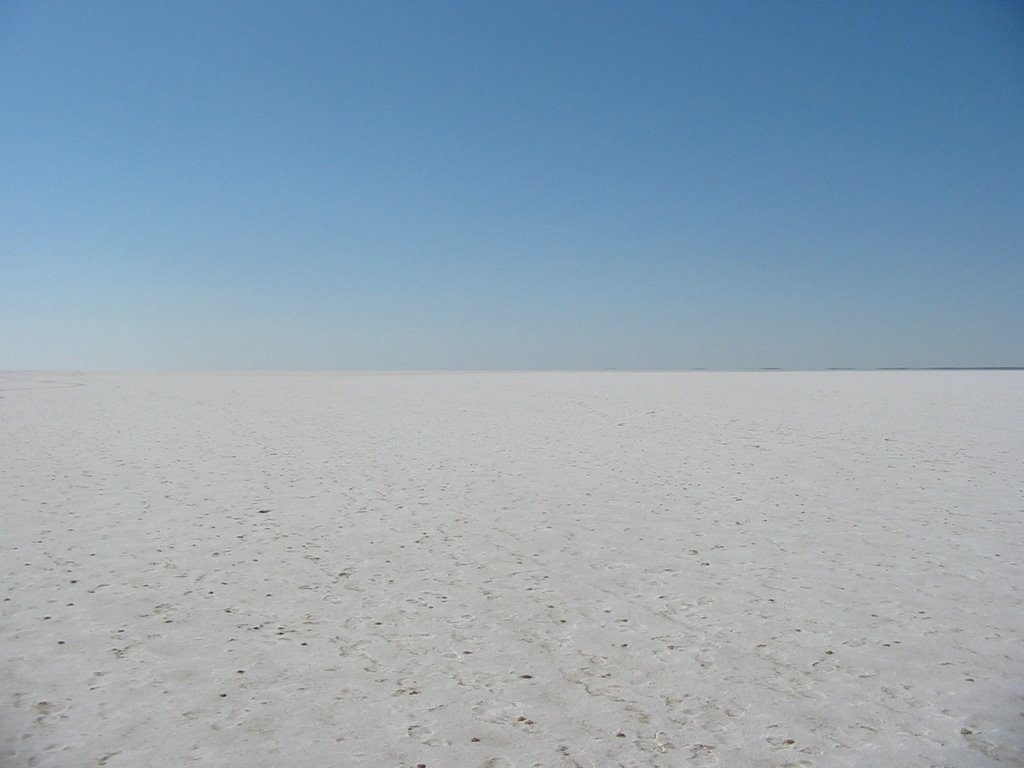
2, 1, 1022, 370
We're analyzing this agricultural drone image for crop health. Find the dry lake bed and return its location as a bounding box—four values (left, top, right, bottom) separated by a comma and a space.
1, 371, 1022, 767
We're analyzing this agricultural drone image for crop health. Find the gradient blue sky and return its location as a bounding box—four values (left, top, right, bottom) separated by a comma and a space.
2, 1, 1022, 370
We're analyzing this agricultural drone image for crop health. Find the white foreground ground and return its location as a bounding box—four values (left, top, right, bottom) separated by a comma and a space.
1, 371, 1022, 768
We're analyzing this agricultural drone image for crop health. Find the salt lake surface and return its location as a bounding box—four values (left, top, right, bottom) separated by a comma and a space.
1, 371, 1022, 767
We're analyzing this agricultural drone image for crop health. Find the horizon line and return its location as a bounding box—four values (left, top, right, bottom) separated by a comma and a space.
3, 366, 1024, 375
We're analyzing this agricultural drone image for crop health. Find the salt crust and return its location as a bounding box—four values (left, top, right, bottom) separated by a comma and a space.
1, 371, 1022, 767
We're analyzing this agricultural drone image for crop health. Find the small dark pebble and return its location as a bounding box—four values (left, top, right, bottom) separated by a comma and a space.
961, 728, 973, 735
57, 641, 65, 645
616, 731, 626, 738
783, 739, 795, 745
826, 650, 833, 655
517, 716, 526, 722
219, 693, 227, 698
257, 510, 270, 514
417, 764, 426, 768
470, 737, 480, 742
520, 674, 532, 679
525, 719, 535, 725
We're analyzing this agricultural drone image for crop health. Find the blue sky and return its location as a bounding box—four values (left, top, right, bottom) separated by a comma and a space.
2, 0, 1022, 370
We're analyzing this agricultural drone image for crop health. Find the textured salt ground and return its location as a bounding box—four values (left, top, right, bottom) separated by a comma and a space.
1, 371, 1022, 768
